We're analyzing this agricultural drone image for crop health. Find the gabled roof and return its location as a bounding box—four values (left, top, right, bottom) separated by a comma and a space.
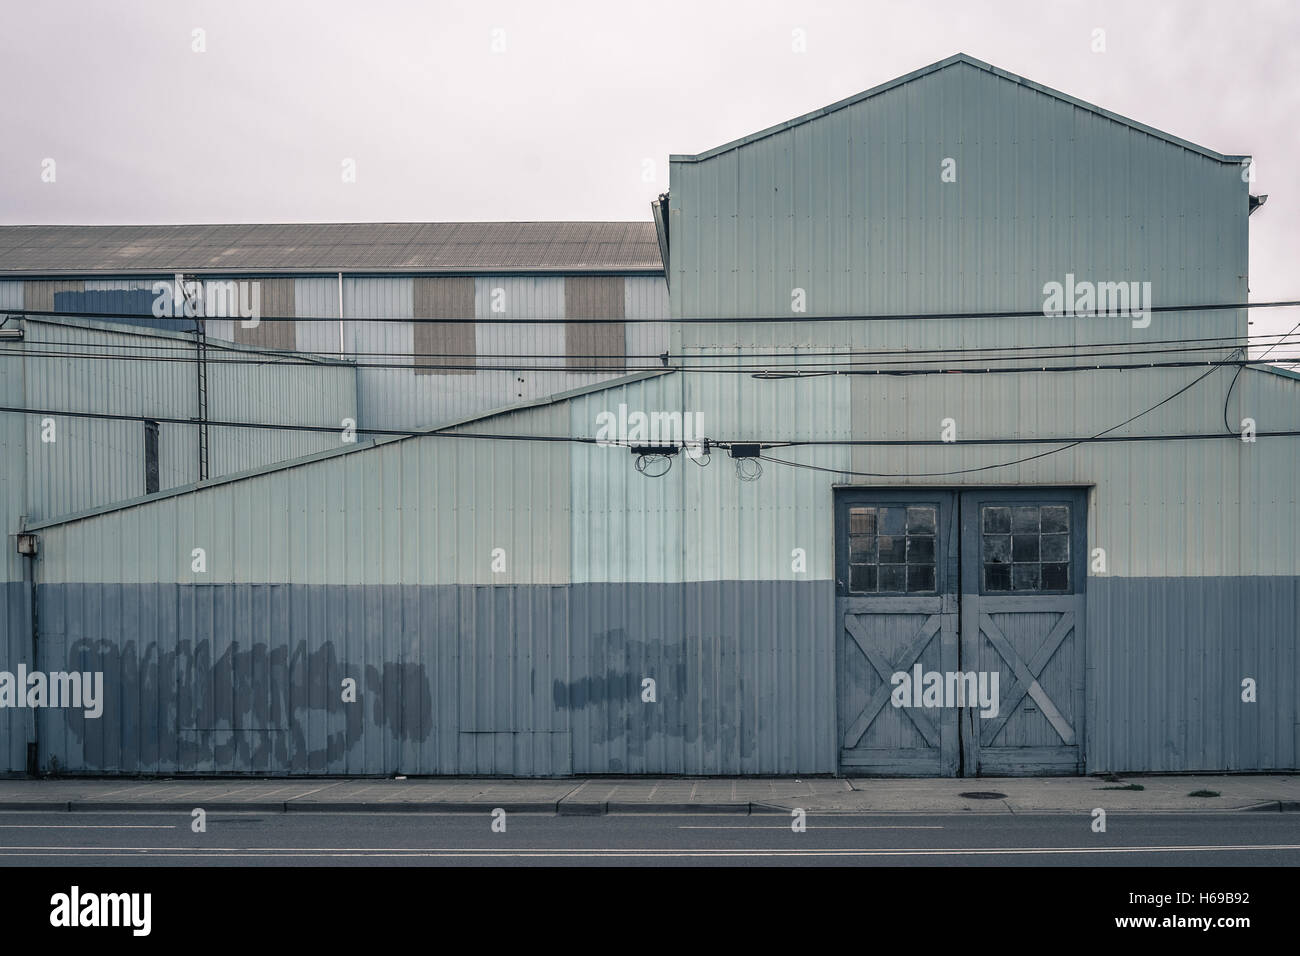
671, 53, 1248, 165
0, 221, 664, 277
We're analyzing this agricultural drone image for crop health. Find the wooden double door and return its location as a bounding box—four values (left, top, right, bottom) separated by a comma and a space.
835, 488, 1087, 776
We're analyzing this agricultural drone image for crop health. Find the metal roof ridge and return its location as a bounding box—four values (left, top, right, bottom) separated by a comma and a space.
669, 52, 1246, 166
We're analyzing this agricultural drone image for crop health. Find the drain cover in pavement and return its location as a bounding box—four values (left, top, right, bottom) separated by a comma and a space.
958, 791, 1007, 800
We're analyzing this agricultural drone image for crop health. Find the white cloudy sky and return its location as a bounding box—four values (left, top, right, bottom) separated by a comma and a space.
1, 0, 1296, 344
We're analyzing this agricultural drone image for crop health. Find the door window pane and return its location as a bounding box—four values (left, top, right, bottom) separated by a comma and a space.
906, 507, 936, 534
982, 507, 1011, 533
1041, 506, 1070, 533
850, 564, 877, 592
1012, 564, 1041, 590
906, 566, 935, 592
1041, 534, 1069, 562
906, 536, 935, 564
878, 534, 906, 564
880, 507, 906, 536
985, 564, 1011, 591
981, 503, 1071, 593
1042, 563, 1069, 590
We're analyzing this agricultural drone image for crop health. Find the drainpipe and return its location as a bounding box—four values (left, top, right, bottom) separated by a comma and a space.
16, 529, 39, 776
337, 272, 345, 357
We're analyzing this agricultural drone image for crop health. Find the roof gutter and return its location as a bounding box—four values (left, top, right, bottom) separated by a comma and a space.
651, 193, 670, 289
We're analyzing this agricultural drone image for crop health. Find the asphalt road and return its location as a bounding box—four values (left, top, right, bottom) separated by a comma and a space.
0, 810, 1296, 866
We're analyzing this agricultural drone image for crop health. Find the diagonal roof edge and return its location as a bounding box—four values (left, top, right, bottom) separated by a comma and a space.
1249, 363, 1300, 385
21, 369, 676, 531
670, 53, 1248, 166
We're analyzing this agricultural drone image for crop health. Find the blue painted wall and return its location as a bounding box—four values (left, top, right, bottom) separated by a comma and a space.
31, 581, 836, 776
18, 576, 1295, 776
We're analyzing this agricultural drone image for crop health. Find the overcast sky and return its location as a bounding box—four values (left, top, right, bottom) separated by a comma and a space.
1, 0, 1296, 344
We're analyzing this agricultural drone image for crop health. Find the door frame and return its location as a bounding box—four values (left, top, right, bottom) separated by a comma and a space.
832, 485, 1091, 777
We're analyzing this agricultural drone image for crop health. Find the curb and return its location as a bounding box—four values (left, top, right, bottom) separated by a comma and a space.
0, 799, 1296, 814
604, 802, 751, 814
68, 801, 289, 813
1242, 800, 1300, 812
285, 801, 561, 814
557, 801, 607, 816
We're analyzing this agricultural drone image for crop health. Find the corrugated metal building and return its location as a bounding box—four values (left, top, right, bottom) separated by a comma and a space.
0, 223, 670, 774
0, 314, 360, 772
2, 54, 1296, 777
0, 223, 670, 433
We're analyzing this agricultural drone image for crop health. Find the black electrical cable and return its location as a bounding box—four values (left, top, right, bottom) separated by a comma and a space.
17, 327, 1300, 361
8, 344, 1300, 377
17, 327, 1298, 360
7, 297, 1299, 325
7, 347, 1298, 378
634, 453, 674, 477
1224, 316, 1300, 433
757, 359, 1233, 478
1, 402, 1297, 450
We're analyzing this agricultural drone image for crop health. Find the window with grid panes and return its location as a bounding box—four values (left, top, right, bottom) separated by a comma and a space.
847, 505, 937, 594
981, 504, 1070, 592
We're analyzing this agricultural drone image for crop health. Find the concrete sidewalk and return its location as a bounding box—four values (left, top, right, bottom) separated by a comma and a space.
0, 774, 1297, 814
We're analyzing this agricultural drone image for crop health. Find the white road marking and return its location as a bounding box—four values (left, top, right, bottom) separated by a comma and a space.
0, 825, 177, 829
679, 825, 944, 830
0, 843, 1296, 858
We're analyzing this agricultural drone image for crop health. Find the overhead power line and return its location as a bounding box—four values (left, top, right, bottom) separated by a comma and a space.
7, 340, 1300, 377
1, 399, 1293, 448
760, 356, 1229, 478
14, 328, 1300, 361
15, 346, 1265, 481
1, 350, 1294, 480
6, 297, 1300, 325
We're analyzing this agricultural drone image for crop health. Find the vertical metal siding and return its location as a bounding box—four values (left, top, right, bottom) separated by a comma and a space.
345, 277, 415, 432
231, 278, 295, 350
0, 332, 27, 584
206, 354, 357, 478
23, 280, 84, 313
564, 276, 625, 370
21, 320, 197, 521
623, 275, 670, 361
30, 413, 578, 775
672, 61, 1247, 329
23, 366, 1300, 775
343, 274, 669, 432
413, 276, 475, 375
0, 582, 33, 773
14, 319, 356, 522
78, 279, 189, 333
1088, 575, 1300, 772
294, 277, 341, 355
0, 281, 22, 310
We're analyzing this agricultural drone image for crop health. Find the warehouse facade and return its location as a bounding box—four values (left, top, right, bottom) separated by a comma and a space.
0, 223, 668, 774
3, 54, 1296, 776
